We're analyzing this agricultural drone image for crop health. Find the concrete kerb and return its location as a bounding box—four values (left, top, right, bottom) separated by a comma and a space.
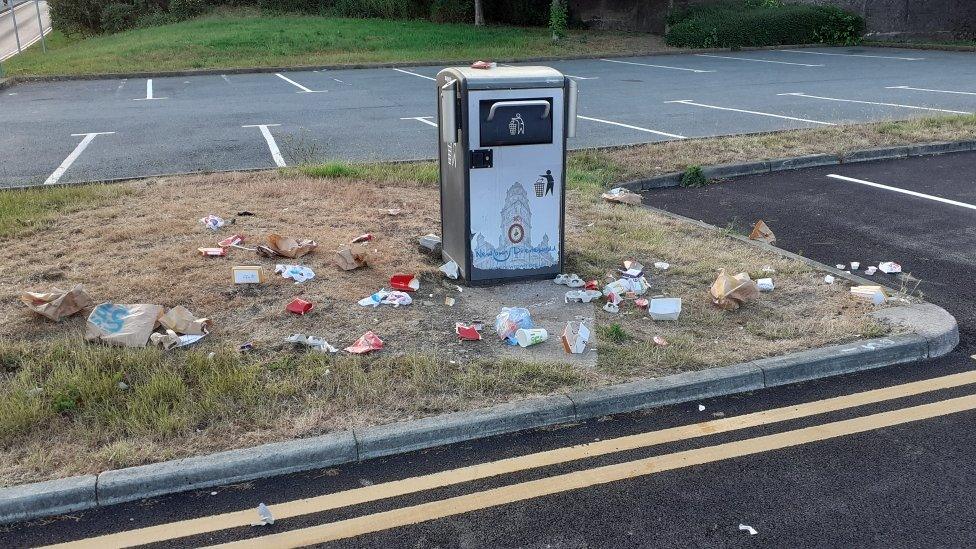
618, 140, 976, 192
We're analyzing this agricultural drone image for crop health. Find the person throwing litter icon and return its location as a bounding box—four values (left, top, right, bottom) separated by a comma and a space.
541, 170, 554, 196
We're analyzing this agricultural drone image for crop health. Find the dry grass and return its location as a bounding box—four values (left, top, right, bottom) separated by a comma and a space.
4, 117, 948, 484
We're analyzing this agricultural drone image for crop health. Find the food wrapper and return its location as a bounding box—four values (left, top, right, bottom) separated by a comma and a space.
561, 321, 591, 354
86, 303, 164, 348
748, 220, 776, 244
265, 234, 317, 259
159, 305, 212, 335
709, 269, 759, 310
335, 248, 368, 271
20, 284, 93, 321
601, 187, 642, 205
345, 331, 383, 354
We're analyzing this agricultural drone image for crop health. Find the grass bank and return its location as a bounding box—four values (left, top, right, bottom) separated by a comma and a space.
4, 9, 667, 77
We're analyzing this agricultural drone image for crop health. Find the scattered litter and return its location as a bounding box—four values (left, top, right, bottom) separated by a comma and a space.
565, 289, 603, 304
335, 248, 368, 271
585, 279, 599, 291
345, 331, 383, 354
748, 220, 775, 244
709, 270, 759, 310
251, 503, 274, 527
199, 247, 227, 257
455, 322, 482, 341
419, 234, 442, 255
199, 215, 225, 231
20, 284, 93, 321
237, 211, 254, 217
835, 264, 846, 270
470, 60, 497, 69
756, 278, 775, 292
649, 298, 682, 321
440, 261, 460, 280
159, 305, 211, 335
359, 290, 389, 307
218, 234, 245, 248
698, 404, 706, 412
350, 233, 373, 244
286, 298, 315, 315
494, 307, 533, 345
761, 265, 776, 274
850, 261, 860, 270
285, 333, 338, 353
865, 266, 878, 275
739, 524, 758, 536
390, 273, 420, 292
515, 328, 548, 347
603, 301, 620, 313
233, 266, 266, 284
561, 321, 590, 354
603, 277, 649, 297
151, 330, 207, 350
383, 208, 402, 216
653, 335, 669, 346
635, 298, 649, 310
454, 285, 463, 293
118, 382, 129, 390
601, 187, 641, 205
275, 264, 316, 284
444, 296, 456, 307
86, 303, 164, 348
824, 275, 835, 284
878, 261, 902, 274
382, 291, 413, 307
653, 262, 670, 271
210, 491, 218, 496
618, 259, 644, 278
554, 273, 585, 287
239, 342, 254, 353
851, 285, 887, 305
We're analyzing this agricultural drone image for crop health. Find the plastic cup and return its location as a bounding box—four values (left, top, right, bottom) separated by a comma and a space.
515, 328, 548, 347
850, 261, 860, 270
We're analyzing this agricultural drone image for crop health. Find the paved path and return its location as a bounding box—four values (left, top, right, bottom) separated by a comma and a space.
0, 0, 49, 62
1, 46, 975, 187
5, 153, 976, 547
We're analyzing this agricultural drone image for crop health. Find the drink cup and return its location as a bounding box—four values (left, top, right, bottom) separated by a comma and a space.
515, 328, 548, 347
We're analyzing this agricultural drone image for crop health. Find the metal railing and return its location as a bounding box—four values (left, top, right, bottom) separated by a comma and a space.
0, 0, 47, 75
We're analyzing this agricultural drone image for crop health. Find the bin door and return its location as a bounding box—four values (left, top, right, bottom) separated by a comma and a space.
466, 88, 564, 282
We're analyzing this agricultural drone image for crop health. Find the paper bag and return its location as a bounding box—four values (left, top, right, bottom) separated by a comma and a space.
266, 234, 317, 259
709, 269, 759, 310
159, 305, 212, 335
20, 284, 93, 321
561, 321, 591, 354
335, 248, 368, 271
601, 187, 642, 205
86, 303, 164, 348
748, 220, 776, 244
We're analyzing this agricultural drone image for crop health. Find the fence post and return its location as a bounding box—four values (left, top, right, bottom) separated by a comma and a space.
33, 0, 44, 52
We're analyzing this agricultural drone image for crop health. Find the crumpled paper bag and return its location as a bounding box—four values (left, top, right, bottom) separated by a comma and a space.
20, 284, 93, 321
260, 234, 317, 259
335, 247, 368, 271
709, 269, 759, 310
749, 220, 776, 244
86, 303, 164, 348
601, 187, 642, 205
159, 305, 212, 335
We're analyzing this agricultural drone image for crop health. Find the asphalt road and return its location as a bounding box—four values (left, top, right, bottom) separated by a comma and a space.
4, 152, 976, 547
1, 46, 975, 187
0, 0, 48, 62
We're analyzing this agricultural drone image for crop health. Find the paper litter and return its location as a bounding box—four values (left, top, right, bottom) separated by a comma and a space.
275, 264, 316, 284
345, 331, 383, 354
20, 284, 93, 321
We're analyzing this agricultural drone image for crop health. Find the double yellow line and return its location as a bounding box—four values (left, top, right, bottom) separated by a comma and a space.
49, 370, 976, 549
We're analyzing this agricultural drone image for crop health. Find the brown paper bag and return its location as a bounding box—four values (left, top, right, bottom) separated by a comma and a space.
335, 248, 368, 271
267, 234, 317, 259
86, 303, 164, 348
159, 305, 212, 335
748, 220, 776, 244
601, 188, 642, 205
20, 284, 94, 321
709, 269, 759, 310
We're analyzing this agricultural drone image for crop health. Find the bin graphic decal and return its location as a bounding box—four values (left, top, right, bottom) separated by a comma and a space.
471, 182, 557, 271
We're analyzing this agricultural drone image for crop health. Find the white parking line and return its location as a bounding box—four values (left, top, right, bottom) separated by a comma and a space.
827, 174, 976, 212
274, 73, 326, 93
133, 79, 166, 101
695, 54, 824, 67
665, 99, 835, 126
242, 124, 287, 167
599, 58, 714, 73
500, 63, 598, 80
779, 49, 923, 61
886, 85, 976, 97
400, 116, 438, 127
220, 75, 232, 84
392, 68, 436, 81
778, 92, 972, 114
44, 132, 115, 185
576, 115, 686, 139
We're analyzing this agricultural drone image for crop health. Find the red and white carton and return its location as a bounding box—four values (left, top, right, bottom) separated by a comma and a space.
351, 233, 373, 244
455, 322, 482, 341
390, 273, 420, 292
345, 331, 383, 354
218, 234, 245, 248
199, 247, 227, 257
285, 298, 315, 315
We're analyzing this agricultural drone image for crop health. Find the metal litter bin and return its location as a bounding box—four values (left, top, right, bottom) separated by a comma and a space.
437, 65, 578, 285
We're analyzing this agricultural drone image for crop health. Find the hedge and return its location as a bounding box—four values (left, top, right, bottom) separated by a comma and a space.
665, 1, 865, 48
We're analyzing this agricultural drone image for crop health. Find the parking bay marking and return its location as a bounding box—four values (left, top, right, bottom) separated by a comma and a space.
695, 53, 824, 67
215, 393, 976, 548
133, 79, 166, 101
50, 370, 976, 549
403, 113, 685, 138
401, 116, 438, 127
665, 99, 835, 126
886, 85, 976, 97
242, 124, 286, 167
827, 174, 976, 212
274, 73, 326, 93
392, 68, 436, 81
599, 58, 714, 73
778, 49, 923, 61
778, 92, 973, 114
43, 132, 115, 186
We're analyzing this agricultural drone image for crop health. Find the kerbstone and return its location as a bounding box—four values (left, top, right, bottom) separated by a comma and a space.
0, 475, 96, 525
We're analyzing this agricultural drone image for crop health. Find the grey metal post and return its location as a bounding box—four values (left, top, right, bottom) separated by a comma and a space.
33, 0, 43, 52
10, 0, 23, 54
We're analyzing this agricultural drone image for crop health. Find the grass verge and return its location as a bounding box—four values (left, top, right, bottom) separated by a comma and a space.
4, 8, 669, 77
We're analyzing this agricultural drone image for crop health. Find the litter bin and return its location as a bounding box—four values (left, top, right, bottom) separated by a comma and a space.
437, 65, 578, 285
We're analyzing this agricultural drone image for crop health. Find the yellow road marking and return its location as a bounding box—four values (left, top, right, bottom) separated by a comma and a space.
49, 370, 976, 549
214, 393, 976, 548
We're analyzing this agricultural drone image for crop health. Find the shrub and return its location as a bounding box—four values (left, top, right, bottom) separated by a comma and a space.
681, 165, 708, 188
666, 1, 864, 48
327, 0, 426, 19
549, 0, 568, 40
429, 0, 471, 23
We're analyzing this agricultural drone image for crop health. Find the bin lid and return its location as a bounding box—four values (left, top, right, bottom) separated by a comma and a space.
437, 66, 565, 90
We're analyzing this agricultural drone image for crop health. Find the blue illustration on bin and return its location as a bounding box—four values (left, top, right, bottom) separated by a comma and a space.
472, 182, 557, 271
